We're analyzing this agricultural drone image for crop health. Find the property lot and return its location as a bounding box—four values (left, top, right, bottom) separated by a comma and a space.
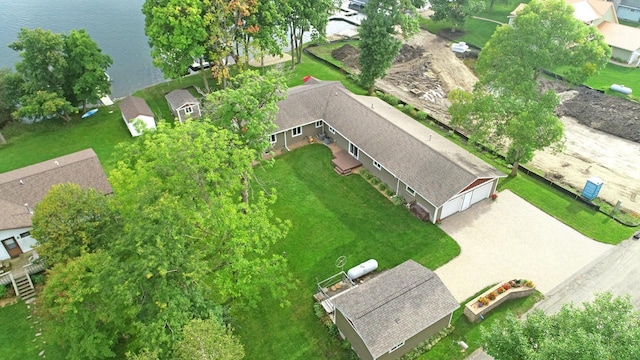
435, 190, 612, 302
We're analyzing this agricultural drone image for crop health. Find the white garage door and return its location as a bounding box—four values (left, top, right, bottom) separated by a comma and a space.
470, 181, 493, 205
440, 181, 494, 219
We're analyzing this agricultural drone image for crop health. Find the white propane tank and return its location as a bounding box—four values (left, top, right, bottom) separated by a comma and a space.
610, 84, 632, 95
347, 259, 378, 280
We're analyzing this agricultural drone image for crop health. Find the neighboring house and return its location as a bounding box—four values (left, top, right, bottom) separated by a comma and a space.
611, 0, 640, 22
165, 89, 201, 122
509, 0, 640, 64
331, 260, 459, 360
271, 79, 505, 222
0, 149, 112, 261
119, 96, 157, 137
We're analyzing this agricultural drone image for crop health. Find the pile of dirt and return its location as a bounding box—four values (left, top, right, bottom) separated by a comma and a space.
538, 78, 640, 143
394, 44, 424, 64
331, 44, 360, 69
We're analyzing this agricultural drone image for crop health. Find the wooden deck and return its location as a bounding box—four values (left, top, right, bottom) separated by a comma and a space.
329, 144, 362, 176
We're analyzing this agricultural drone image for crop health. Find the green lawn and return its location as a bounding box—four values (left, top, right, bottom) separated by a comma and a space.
583, 63, 640, 102
234, 144, 460, 359
0, 302, 65, 359
0, 53, 366, 174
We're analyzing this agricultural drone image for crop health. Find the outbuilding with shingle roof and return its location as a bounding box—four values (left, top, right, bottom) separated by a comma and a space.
165, 89, 201, 122
0, 149, 112, 260
331, 260, 459, 360
271, 79, 505, 222
119, 95, 156, 137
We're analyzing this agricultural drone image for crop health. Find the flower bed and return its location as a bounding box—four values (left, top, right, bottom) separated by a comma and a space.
464, 279, 535, 323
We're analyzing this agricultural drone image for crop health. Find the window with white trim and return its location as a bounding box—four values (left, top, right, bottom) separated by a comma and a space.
184, 106, 193, 114
292, 126, 302, 137
389, 341, 405, 353
372, 160, 382, 170
315, 120, 323, 128
328, 126, 336, 134
406, 186, 416, 196
269, 134, 277, 144
349, 143, 359, 159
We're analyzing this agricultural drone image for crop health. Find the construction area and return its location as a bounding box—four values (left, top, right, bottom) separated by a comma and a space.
323, 28, 640, 216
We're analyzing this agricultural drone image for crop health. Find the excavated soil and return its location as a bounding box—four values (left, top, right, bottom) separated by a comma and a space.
331, 44, 360, 70
326, 23, 640, 214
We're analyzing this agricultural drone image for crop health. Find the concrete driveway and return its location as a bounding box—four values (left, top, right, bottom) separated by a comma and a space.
434, 190, 612, 302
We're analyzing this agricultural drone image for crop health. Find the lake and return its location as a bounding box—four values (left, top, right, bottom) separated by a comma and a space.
0, 0, 164, 98
0, 0, 360, 98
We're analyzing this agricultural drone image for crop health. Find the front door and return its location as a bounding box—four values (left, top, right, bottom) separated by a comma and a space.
2, 237, 23, 259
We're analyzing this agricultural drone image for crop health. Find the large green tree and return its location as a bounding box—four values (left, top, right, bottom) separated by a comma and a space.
142, 0, 209, 90
449, 0, 610, 176
483, 293, 640, 359
173, 318, 244, 360
31, 183, 117, 267
9, 27, 112, 121
285, 0, 337, 68
358, 0, 420, 94
0, 68, 22, 143
430, 0, 485, 32
63, 29, 113, 112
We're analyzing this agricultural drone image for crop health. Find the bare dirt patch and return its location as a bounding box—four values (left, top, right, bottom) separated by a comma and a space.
331, 44, 360, 69
323, 26, 640, 215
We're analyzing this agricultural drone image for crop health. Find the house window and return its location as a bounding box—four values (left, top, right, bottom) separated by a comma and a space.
372, 160, 382, 170
292, 126, 302, 137
315, 120, 323, 128
349, 143, 359, 159
328, 126, 336, 134
389, 341, 405, 353
184, 106, 193, 114
406, 186, 416, 196
19, 231, 31, 238
269, 134, 277, 144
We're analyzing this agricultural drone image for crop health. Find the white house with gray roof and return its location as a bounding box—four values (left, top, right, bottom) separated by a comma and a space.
331, 260, 459, 360
271, 79, 505, 222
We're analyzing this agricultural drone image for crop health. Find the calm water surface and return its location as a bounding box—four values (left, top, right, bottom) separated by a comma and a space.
0, 0, 165, 98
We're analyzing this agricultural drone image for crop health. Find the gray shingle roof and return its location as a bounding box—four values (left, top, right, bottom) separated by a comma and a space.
0, 149, 113, 230
332, 260, 459, 359
165, 89, 199, 110
119, 96, 154, 121
275, 81, 504, 206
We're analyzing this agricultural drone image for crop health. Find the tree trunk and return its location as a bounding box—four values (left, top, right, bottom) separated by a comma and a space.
0, 130, 6, 145
296, 30, 304, 64
489, 0, 495, 13
240, 171, 249, 205
200, 60, 210, 93
510, 159, 519, 177
289, 26, 296, 70
368, 83, 374, 95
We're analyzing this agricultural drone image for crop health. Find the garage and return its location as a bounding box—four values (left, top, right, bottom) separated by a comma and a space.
439, 181, 494, 220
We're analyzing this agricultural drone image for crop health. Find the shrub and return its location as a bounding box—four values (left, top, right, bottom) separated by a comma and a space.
31, 273, 46, 285
402, 104, 415, 115
497, 287, 505, 294
525, 280, 535, 288
327, 323, 340, 337
360, 169, 372, 180
0, 285, 6, 298
487, 291, 497, 301
395, 104, 404, 111
342, 340, 352, 350
313, 302, 325, 319
415, 110, 429, 122
391, 195, 404, 206
370, 177, 381, 185
478, 296, 490, 306
503, 283, 511, 290
378, 182, 388, 191
385, 189, 395, 197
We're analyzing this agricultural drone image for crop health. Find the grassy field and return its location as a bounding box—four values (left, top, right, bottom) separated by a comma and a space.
0, 302, 65, 359
235, 145, 460, 359
0, 52, 365, 174
583, 63, 640, 102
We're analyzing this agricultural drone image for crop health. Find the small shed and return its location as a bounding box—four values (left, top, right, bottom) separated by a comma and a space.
331, 260, 459, 360
165, 89, 201, 122
119, 96, 156, 137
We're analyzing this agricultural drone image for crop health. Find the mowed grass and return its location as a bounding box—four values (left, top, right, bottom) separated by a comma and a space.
234, 144, 460, 359
584, 63, 640, 102
0, 302, 65, 360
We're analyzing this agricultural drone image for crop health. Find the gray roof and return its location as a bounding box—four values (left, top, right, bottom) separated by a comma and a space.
332, 260, 459, 359
275, 81, 505, 207
165, 89, 199, 110
119, 96, 154, 121
620, 0, 640, 8
0, 149, 113, 231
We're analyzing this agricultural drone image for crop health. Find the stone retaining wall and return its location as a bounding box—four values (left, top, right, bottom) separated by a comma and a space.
464, 281, 535, 323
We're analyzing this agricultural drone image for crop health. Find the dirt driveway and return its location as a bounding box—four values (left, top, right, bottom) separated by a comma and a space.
434, 190, 612, 302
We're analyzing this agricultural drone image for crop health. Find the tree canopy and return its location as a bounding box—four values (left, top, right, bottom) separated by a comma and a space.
8, 27, 112, 121
483, 292, 640, 359
448, 0, 610, 175
285, 0, 337, 67
358, 0, 420, 94
429, 0, 485, 32
38, 121, 290, 358
31, 183, 117, 267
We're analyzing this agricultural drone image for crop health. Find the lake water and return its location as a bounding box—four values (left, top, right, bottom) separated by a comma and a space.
0, 0, 164, 98
0, 0, 360, 98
